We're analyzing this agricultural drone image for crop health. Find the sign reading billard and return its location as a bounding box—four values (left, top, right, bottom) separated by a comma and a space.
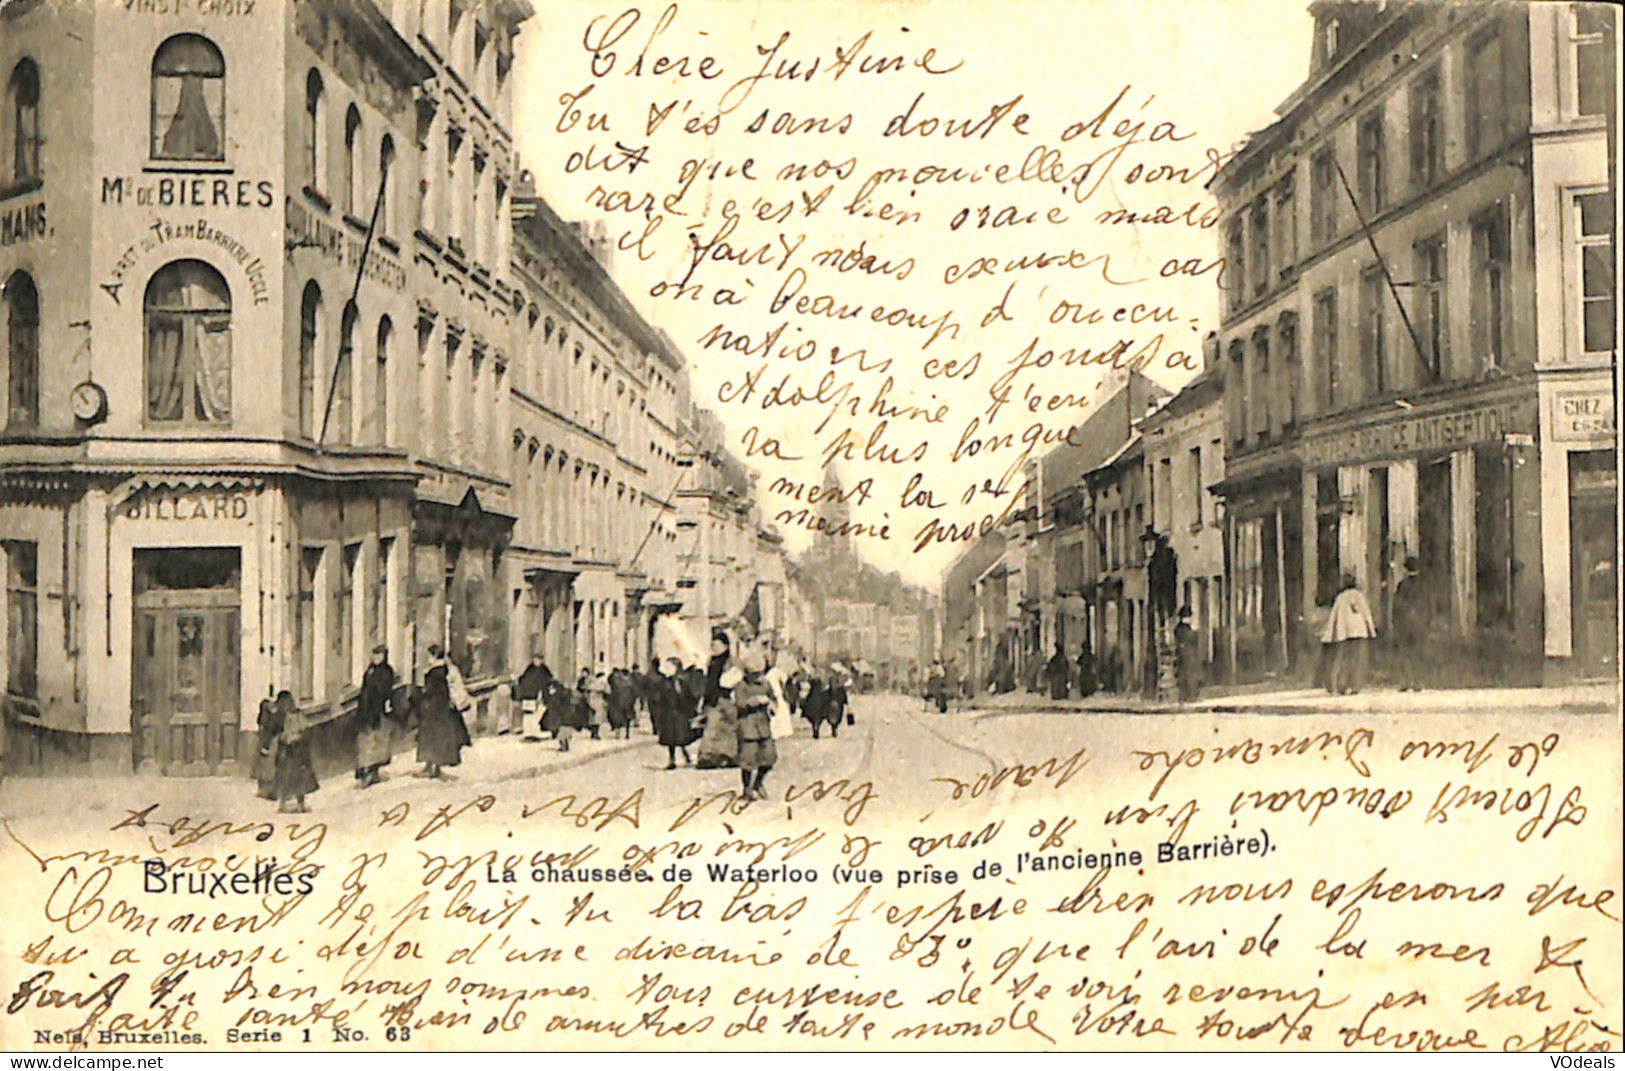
124, 491, 251, 521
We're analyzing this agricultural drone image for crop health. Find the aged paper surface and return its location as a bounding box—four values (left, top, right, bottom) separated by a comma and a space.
1, 0, 1621, 1054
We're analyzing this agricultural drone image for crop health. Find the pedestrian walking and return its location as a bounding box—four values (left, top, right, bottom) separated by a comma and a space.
354, 644, 395, 788
253, 686, 280, 801
925, 662, 950, 713
651, 658, 695, 768
1174, 607, 1200, 703
695, 631, 739, 769
1323, 574, 1377, 695
513, 653, 553, 740
541, 677, 582, 751
735, 647, 777, 800
1391, 557, 1429, 691
1075, 639, 1097, 698
581, 669, 609, 740
1044, 645, 1071, 700
272, 691, 317, 813
416, 644, 471, 777
607, 666, 637, 739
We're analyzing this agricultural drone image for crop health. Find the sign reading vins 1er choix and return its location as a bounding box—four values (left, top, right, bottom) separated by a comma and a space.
123, 490, 251, 521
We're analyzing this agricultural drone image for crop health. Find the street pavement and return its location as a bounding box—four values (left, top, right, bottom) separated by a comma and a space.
2, 686, 1615, 829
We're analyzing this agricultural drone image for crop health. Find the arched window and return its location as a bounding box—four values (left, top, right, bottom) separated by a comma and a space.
327, 300, 358, 444
343, 104, 362, 215
144, 260, 231, 424
304, 69, 325, 194
373, 315, 392, 445
151, 35, 224, 162
7, 59, 40, 185
6, 272, 38, 428
377, 135, 395, 236
299, 281, 321, 437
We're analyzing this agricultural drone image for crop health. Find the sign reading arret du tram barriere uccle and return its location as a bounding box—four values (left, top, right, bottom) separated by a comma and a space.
1296, 397, 1535, 469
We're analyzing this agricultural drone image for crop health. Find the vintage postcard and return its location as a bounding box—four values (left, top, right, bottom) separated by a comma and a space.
0, 0, 1620, 1054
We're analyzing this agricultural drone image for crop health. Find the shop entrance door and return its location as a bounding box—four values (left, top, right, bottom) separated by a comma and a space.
1570, 454, 1617, 678
131, 549, 242, 776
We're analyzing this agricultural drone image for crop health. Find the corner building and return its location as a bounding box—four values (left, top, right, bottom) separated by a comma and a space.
0, 0, 534, 775
1210, 1, 1617, 684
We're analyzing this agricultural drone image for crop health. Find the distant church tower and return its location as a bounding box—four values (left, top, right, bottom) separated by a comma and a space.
815, 459, 856, 562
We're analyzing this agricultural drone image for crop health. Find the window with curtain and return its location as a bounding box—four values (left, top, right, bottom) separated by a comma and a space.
1471, 208, 1510, 372
1410, 67, 1442, 190
1315, 287, 1339, 412
1357, 107, 1385, 214
8, 59, 41, 186
1413, 234, 1446, 382
5, 540, 37, 701
299, 282, 321, 438
1311, 149, 1336, 247
144, 260, 231, 425
297, 546, 320, 701
1360, 266, 1387, 397
151, 35, 224, 162
6, 271, 38, 429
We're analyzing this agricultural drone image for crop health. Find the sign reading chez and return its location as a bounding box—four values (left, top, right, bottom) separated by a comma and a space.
124, 490, 251, 521
1551, 390, 1615, 442
1298, 398, 1535, 469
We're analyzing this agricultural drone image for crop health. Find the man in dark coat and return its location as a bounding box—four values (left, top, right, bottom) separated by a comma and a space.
354, 644, 395, 787
607, 666, 637, 739
416, 645, 470, 778
1044, 645, 1071, 701
1391, 556, 1429, 691
1174, 607, 1201, 703
802, 674, 831, 737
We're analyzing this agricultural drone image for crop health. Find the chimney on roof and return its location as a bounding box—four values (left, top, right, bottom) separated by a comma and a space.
570, 218, 613, 273
1203, 330, 1220, 370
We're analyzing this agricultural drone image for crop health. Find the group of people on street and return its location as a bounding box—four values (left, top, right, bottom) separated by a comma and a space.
250, 626, 869, 811
254, 642, 478, 811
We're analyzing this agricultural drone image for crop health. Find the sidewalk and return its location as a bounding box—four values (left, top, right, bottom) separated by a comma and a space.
964, 681, 1620, 718
0, 730, 655, 821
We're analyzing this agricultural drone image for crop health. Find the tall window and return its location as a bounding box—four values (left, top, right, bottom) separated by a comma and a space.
378, 135, 395, 237
1357, 107, 1385, 213
1410, 67, 1443, 189
1250, 197, 1270, 296
372, 535, 394, 649
304, 69, 326, 194
1228, 340, 1248, 446
1315, 287, 1339, 412
1413, 234, 1446, 382
299, 282, 321, 438
342, 105, 362, 216
1252, 328, 1272, 439
1279, 313, 1300, 428
7, 59, 40, 186
150, 35, 224, 162
297, 547, 320, 701
1225, 219, 1245, 311
327, 301, 356, 444
6, 271, 38, 428
1466, 28, 1508, 157
1189, 446, 1204, 525
4, 540, 37, 700
1360, 267, 1388, 397
1471, 208, 1510, 372
1574, 192, 1615, 355
1275, 176, 1297, 275
1311, 149, 1337, 246
144, 260, 231, 424
1573, 5, 1610, 117
338, 542, 360, 681
373, 315, 392, 445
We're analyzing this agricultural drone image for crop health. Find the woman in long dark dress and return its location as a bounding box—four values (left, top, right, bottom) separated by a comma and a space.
801, 674, 831, 737
1075, 640, 1097, 698
541, 678, 583, 751
271, 691, 317, 812
651, 658, 696, 768
416, 646, 471, 777
254, 687, 282, 800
